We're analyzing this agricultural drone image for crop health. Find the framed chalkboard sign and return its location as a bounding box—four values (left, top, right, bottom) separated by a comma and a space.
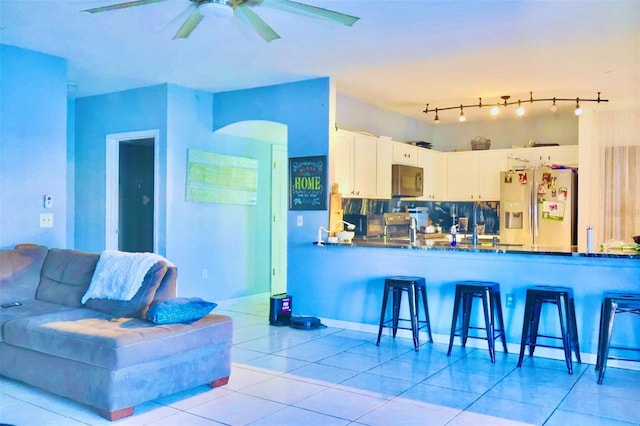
289, 155, 327, 210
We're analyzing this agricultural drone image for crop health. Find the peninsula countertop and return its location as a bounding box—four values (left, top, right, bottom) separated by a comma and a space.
315, 235, 640, 259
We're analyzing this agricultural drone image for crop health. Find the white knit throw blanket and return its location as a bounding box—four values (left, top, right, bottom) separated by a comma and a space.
81, 250, 170, 303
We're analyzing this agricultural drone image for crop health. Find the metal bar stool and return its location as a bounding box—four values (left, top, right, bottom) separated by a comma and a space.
595, 292, 640, 384
517, 285, 581, 374
447, 281, 508, 363
376, 276, 433, 351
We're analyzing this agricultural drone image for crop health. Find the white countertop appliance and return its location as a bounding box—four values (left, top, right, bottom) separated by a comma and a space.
500, 167, 577, 246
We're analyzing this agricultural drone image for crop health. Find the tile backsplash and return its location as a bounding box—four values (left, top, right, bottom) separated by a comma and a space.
342, 199, 500, 235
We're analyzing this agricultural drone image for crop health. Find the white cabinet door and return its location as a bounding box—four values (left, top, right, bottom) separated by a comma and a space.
476, 150, 510, 200
538, 145, 579, 166
329, 130, 386, 199
352, 134, 378, 198
376, 139, 393, 199
445, 149, 509, 201
329, 130, 354, 196
417, 148, 443, 200
445, 151, 477, 201
392, 143, 419, 165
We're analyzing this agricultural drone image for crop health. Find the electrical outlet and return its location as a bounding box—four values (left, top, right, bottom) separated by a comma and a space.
202, 269, 208, 279
296, 215, 303, 226
506, 293, 514, 308
39, 213, 54, 228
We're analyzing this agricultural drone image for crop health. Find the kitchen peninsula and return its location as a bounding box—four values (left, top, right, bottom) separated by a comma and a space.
297, 238, 640, 365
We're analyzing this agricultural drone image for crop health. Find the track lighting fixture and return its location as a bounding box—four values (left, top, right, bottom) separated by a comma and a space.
574, 98, 583, 116
423, 92, 607, 123
458, 105, 466, 122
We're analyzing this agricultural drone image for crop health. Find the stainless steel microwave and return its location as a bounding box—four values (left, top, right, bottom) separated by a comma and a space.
391, 164, 424, 197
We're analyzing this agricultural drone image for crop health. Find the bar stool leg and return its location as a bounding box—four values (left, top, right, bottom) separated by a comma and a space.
494, 290, 508, 353
556, 295, 573, 375
407, 286, 419, 351
419, 286, 433, 342
598, 299, 617, 384
461, 293, 473, 347
569, 297, 582, 363
480, 288, 495, 363
518, 291, 534, 367
595, 299, 606, 372
376, 282, 391, 346
447, 288, 462, 356
392, 288, 402, 337
530, 299, 544, 356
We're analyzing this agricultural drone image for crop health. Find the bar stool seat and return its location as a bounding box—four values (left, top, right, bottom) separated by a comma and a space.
376, 276, 433, 351
595, 291, 640, 384
447, 281, 507, 363
517, 285, 581, 374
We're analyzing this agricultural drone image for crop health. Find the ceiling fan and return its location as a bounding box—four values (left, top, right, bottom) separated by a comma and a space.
83, 0, 359, 42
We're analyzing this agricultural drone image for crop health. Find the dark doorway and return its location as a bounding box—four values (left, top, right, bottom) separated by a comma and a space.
119, 138, 154, 253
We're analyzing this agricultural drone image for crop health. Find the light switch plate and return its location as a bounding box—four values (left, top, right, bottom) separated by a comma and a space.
296, 215, 303, 226
39, 213, 54, 228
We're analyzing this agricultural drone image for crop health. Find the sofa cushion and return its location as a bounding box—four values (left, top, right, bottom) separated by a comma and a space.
0, 299, 75, 342
146, 297, 217, 324
2, 308, 233, 370
36, 249, 99, 307
0, 245, 48, 302
84, 261, 167, 318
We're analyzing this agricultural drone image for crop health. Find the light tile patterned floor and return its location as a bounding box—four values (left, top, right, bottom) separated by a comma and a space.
1, 296, 639, 425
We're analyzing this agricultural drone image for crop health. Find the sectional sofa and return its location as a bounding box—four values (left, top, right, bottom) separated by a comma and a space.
0, 244, 233, 420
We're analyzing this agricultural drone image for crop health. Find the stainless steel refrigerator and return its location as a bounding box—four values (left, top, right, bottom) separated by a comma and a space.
500, 167, 577, 246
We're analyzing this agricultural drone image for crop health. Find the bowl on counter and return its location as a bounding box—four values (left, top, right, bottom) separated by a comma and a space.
336, 231, 355, 242
634, 235, 640, 244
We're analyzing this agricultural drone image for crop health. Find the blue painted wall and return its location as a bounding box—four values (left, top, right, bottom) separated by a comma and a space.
164, 85, 274, 300
297, 246, 640, 357
336, 93, 433, 143
74, 84, 168, 253
0, 45, 68, 249
212, 78, 333, 298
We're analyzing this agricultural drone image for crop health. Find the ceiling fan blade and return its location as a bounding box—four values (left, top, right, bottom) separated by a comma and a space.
83, 0, 170, 13
260, 0, 359, 26
173, 6, 204, 38
234, 4, 280, 42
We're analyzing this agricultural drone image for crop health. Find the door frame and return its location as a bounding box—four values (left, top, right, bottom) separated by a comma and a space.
270, 144, 288, 295
105, 129, 160, 252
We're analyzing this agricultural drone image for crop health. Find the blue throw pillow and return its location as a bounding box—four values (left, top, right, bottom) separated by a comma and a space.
146, 297, 217, 324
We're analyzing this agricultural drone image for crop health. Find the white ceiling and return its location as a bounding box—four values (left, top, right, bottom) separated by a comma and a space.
1, 0, 638, 123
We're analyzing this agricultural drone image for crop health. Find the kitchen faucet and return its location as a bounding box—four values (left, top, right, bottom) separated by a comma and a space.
471, 201, 480, 247
409, 217, 418, 244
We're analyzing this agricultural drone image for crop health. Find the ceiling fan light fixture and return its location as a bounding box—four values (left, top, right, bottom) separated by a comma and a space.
199, 0, 233, 18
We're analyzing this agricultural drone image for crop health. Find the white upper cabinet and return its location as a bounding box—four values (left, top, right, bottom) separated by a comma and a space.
507, 145, 578, 169
329, 129, 354, 196
417, 148, 443, 200
445, 149, 510, 201
328, 130, 384, 198
351, 133, 378, 198
376, 139, 393, 199
392, 143, 419, 166
533, 145, 579, 167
